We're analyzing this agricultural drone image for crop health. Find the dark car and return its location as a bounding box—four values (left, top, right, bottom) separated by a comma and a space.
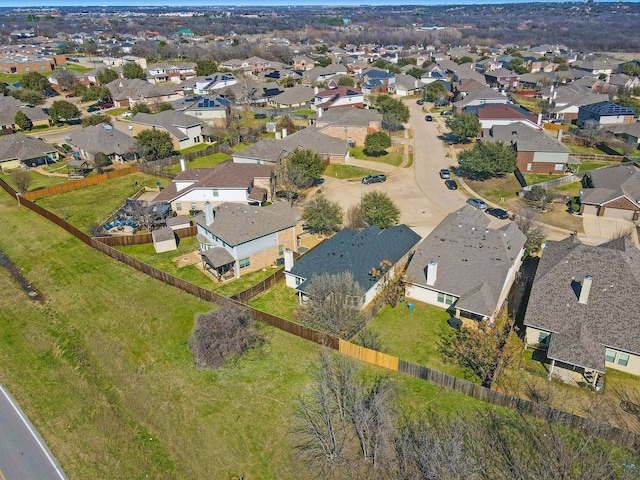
100, 103, 114, 110
425, 115, 433, 121
362, 174, 387, 184
434, 100, 449, 107
87, 107, 100, 113
254, 113, 267, 119
467, 198, 488, 210
416, 99, 424, 105
445, 179, 458, 190
439, 168, 450, 179
486, 208, 510, 219
440, 110, 453, 116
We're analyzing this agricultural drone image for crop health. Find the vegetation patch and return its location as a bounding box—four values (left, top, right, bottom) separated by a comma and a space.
324, 164, 380, 180
350, 145, 402, 167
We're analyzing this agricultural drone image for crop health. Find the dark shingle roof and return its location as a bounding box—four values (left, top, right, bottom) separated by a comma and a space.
406, 205, 526, 317
289, 225, 420, 294
581, 163, 640, 207
523, 236, 640, 371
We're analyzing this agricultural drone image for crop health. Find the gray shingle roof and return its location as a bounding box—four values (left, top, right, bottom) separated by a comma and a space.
270, 85, 315, 106
316, 107, 382, 127
406, 205, 526, 317
289, 224, 420, 295
195, 201, 300, 247
67, 123, 136, 156
131, 111, 201, 141
0, 135, 57, 162
486, 122, 570, 154
523, 236, 640, 371
581, 163, 640, 207
580, 101, 636, 117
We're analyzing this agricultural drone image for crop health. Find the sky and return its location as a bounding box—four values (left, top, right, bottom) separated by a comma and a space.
1, 0, 636, 7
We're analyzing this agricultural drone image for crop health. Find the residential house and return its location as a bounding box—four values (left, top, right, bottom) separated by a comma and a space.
452, 78, 487, 102
269, 85, 316, 110
452, 86, 510, 111
360, 69, 395, 94
293, 55, 315, 71
608, 74, 640, 91
0, 135, 59, 170
543, 84, 609, 122
302, 64, 349, 85
605, 123, 640, 150
130, 111, 204, 150
185, 73, 238, 95
313, 108, 383, 147
523, 236, 640, 382
220, 56, 271, 72
312, 86, 364, 112
580, 163, 640, 220
484, 68, 520, 89
392, 74, 420, 96
574, 59, 613, 80
0, 53, 65, 73
285, 224, 421, 308
577, 101, 637, 127
146, 62, 197, 84
67, 123, 137, 164
196, 201, 301, 279
405, 205, 526, 321
232, 127, 350, 165
0, 97, 49, 130
468, 103, 540, 131
171, 95, 230, 126
106, 78, 183, 109
483, 121, 570, 174
153, 161, 274, 213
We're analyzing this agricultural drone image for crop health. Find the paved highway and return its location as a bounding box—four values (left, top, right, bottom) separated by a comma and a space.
0, 384, 68, 480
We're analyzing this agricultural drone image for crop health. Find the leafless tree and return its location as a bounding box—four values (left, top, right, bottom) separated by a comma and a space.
513, 205, 547, 254
10, 169, 31, 194
190, 304, 265, 370
122, 199, 155, 232
297, 272, 365, 338
345, 203, 366, 230
294, 349, 395, 479
56, 69, 77, 92
369, 259, 408, 308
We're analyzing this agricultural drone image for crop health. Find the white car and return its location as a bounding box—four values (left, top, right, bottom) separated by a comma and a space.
122, 111, 133, 118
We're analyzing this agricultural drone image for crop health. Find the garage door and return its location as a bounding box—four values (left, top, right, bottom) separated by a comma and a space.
582, 205, 598, 215
604, 208, 635, 220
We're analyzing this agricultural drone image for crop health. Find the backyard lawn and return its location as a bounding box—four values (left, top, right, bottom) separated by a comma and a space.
249, 279, 299, 321
361, 301, 475, 381
35, 172, 166, 233
163, 152, 231, 174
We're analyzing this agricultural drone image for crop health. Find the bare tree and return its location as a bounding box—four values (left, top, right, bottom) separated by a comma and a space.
10, 169, 31, 194
297, 272, 365, 338
55, 69, 77, 92
345, 203, 366, 230
513, 205, 547, 254
190, 304, 265, 369
369, 259, 408, 308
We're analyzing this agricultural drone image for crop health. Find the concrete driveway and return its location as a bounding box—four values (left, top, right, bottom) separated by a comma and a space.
582, 214, 639, 246
318, 100, 468, 237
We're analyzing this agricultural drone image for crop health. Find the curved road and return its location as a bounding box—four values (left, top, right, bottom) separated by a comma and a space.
0, 384, 68, 480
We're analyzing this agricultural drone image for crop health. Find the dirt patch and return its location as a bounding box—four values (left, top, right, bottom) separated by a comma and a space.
173, 251, 200, 268
0, 249, 44, 303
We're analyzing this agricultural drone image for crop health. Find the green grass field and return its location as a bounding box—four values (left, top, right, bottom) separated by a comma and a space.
324, 164, 380, 180
0, 169, 70, 192
350, 146, 403, 167
35, 172, 166, 232
163, 153, 232, 174
0, 190, 497, 479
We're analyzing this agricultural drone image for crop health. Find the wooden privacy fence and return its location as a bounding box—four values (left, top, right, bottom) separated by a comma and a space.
94, 225, 197, 247
339, 340, 399, 371
23, 166, 139, 201
231, 269, 285, 303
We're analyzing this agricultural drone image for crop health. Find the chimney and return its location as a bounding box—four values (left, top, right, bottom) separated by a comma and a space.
426, 260, 437, 286
282, 128, 287, 138
578, 274, 593, 305
179, 156, 186, 172
314, 85, 319, 95
204, 201, 214, 225
275, 131, 281, 140
556, 128, 563, 142
284, 248, 294, 271
537, 112, 542, 125
317, 107, 323, 118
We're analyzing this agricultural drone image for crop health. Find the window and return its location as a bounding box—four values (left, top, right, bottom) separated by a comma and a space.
605, 349, 616, 363
538, 332, 549, 345
239, 257, 250, 269
212, 189, 219, 197
437, 292, 455, 305
618, 353, 630, 367
191, 203, 196, 210
278, 245, 284, 255
554, 164, 564, 171
176, 203, 182, 211
295, 277, 302, 286
526, 163, 532, 171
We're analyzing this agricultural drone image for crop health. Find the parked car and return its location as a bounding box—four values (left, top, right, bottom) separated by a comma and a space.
440, 110, 453, 116
416, 99, 424, 105
439, 168, 451, 179
362, 174, 387, 184
425, 115, 433, 121
100, 103, 114, 110
485, 208, 509, 219
87, 107, 100, 113
434, 100, 449, 107
122, 111, 133, 118
445, 179, 458, 190
467, 198, 488, 209
254, 113, 267, 119
65, 93, 75, 98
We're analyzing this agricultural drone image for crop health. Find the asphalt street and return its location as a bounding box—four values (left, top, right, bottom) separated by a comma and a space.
0, 384, 68, 480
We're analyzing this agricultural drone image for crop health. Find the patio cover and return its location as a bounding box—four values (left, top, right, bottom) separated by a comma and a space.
200, 247, 235, 267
